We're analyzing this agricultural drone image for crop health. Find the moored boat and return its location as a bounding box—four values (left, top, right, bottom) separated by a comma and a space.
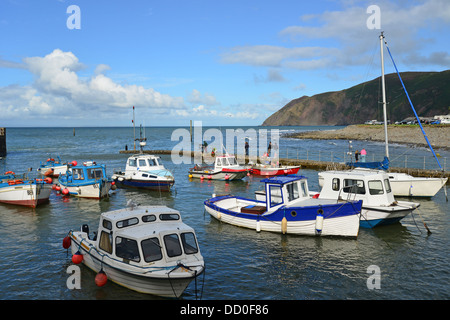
63, 204, 205, 298
387, 172, 448, 197
0, 173, 52, 207
189, 154, 248, 181
204, 175, 362, 237
58, 161, 112, 199
249, 162, 300, 176
112, 154, 174, 191
317, 168, 420, 228
36, 156, 71, 177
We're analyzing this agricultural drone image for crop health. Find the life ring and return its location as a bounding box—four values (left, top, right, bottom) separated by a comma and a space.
4, 171, 15, 175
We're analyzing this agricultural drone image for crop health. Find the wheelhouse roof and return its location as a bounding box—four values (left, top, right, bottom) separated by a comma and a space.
101, 205, 181, 223
260, 175, 307, 185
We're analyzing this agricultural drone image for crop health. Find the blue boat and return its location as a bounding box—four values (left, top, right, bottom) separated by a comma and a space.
204, 175, 362, 237
112, 154, 174, 191
58, 161, 113, 199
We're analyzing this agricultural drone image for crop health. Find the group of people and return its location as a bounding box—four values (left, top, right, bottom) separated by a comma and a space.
202, 140, 277, 158
355, 148, 367, 162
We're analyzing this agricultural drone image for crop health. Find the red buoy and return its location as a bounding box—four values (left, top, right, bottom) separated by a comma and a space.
62, 188, 69, 195
44, 177, 53, 184
72, 251, 83, 264
55, 185, 61, 191
62, 236, 71, 249
71, 161, 78, 166
95, 270, 108, 287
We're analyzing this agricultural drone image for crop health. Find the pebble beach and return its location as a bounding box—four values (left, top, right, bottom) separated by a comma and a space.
287, 125, 450, 150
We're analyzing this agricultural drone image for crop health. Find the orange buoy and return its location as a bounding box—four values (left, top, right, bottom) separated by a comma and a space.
62, 236, 71, 249
72, 251, 83, 264
95, 270, 108, 287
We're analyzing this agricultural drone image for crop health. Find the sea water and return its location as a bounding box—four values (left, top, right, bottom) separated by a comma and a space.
0, 126, 448, 300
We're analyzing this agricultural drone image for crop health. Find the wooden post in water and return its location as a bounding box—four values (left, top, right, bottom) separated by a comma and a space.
0, 128, 6, 157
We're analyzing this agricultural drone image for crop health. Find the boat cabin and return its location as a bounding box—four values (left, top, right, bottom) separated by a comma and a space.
318, 169, 396, 206
91, 206, 201, 266
252, 176, 311, 213
125, 154, 166, 174
215, 155, 239, 168
64, 162, 107, 183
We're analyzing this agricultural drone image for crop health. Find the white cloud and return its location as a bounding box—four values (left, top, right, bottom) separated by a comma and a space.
1, 49, 185, 124
220, 0, 450, 72
188, 89, 219, 106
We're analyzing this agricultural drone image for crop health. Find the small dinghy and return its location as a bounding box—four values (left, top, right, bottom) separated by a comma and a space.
36, 156, 71, 177
0, 171, 52, 208
58, 161, 112, 199
204, 175, 362, 237
63, 204, 205, 298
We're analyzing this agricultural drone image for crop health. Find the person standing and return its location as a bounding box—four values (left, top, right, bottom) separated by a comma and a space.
355, 150, 360, 163
360, 148, 367, 162
268, 142, 272, 156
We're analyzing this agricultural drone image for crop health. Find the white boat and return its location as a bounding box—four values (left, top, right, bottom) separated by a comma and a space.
0, 172, 52, 208
36, 156, 71, 177
387, 172, 447, 197
189, 154, 248, 180
63, 204, 205, 298
317, 168, 420, 228
347, 32, 447, 198
58, 161, 112, 199
112, 154, 174, 191
204, 175, 362, 237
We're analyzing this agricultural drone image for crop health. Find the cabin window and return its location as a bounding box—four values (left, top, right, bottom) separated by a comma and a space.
286, 183, 299, 201
368, 180, 384, 195
216, 158, 222, 167
269, 185, 283, 207
164, 234, 182, 257
300, 181, 308, 197
102, 219, 112, 230
343, 179, 366, 194
72, 168, 84, 180
116, 217, 139, 228
332, 178, 340, 191
138, 159, 146, 167
384, 179, 392, 193
160, 213, 180, 221
99, 231, 112, 254
142, 214, 156, 222
149, 159, 157, 166
228, 157, 237, 165
141, 237, 162, 262
115, 236, 140, 262
87, 168, 103, 179
181, 232, 198, 254
142, 173, 148, 177
128, 159, 137, 167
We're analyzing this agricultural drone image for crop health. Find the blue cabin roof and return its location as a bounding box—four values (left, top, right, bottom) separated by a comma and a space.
260, 175, 306, 185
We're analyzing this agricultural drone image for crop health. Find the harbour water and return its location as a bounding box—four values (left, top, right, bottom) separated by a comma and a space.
0, 126, 448, 300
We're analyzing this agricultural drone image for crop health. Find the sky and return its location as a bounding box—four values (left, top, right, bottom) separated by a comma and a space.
0, 0, 449, 127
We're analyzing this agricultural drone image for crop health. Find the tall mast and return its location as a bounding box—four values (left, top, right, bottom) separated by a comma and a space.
380, 32, 389, 158
133, 106, 136, 151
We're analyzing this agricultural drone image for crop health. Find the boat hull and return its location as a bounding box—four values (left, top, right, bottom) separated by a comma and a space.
69, 232, 203, 298
59, 180, 111, 199
359, 201, 420, 228
389, 175, 448, 197
204, 196, 361, 237
250, 166, 300, 176
189, 169, 248, 181
0, 182, 51, 208
114, 179, 174, 191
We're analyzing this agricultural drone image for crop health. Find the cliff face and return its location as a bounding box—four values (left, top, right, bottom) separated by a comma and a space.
262, 70, 450, 126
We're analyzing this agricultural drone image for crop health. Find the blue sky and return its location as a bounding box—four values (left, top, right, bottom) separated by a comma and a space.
1, 0, 449, 127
